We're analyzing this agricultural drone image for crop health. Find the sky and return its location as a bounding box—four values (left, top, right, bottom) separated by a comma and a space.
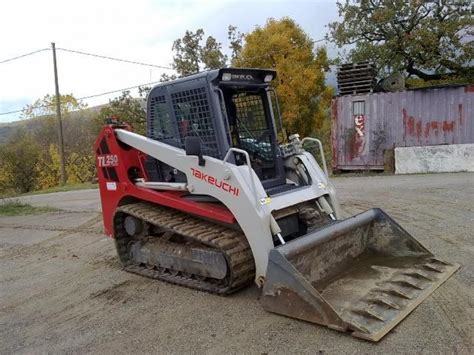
0, 0, 340, 123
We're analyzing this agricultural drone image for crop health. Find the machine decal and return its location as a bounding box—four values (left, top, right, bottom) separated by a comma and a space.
106, 182, 117, 191
231, 74, 254, 81
98, 154, 119, 167
191, 168, 240, 196
317, 182, 327, 189
259, 197, 272, 205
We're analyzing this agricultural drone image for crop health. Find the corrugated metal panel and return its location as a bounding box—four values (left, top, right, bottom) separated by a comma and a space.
331, 85, 474, 170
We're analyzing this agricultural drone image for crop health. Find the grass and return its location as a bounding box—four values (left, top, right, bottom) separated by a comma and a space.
0, 199, 60, 216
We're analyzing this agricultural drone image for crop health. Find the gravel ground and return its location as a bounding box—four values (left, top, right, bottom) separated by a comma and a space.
0, 173, 473, 354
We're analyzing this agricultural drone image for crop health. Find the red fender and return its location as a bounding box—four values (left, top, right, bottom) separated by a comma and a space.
94, 125, 236, 237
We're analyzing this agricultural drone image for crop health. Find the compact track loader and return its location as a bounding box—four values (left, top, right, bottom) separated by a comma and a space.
95, 68, 459, 341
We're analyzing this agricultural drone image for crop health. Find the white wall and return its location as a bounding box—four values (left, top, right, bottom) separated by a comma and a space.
395, 144, 474, 174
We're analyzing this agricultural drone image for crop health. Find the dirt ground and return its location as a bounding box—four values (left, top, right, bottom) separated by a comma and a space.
1, 173, 473, 354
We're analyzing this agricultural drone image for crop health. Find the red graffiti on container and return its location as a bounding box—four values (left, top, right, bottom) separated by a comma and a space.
349, 115, 366, 160
402, 108, 460, 142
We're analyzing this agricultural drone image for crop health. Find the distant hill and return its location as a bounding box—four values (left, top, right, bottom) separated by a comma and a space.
0, 122, 18, 144
0, 104, 105, 145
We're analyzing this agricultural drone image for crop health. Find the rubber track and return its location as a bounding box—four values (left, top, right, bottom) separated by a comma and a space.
114, 202, 255, 294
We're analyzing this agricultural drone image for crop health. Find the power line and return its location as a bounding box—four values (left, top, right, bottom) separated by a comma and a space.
0, 107, 42, 116
0, 46, 174, 70
0, 45, 172, 117
0, 40, 327, 69
314, 38, 327, 44
57, 47, 174, 70
0, 48, 50, 64
0, 80, 161, 117
77, 80, 161, 100
1, 39, 330, 117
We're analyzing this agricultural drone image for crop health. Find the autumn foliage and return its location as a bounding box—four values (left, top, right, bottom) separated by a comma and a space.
233, 18, 333, 139
0, 17, 336, 195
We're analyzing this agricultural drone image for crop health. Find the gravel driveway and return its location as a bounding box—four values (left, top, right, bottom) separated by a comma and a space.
1, 173, 472, 354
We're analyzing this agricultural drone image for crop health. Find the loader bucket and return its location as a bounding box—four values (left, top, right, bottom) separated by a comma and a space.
261, 208, 459, 342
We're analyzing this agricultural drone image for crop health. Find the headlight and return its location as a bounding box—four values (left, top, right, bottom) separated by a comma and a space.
264, 74, 273, 82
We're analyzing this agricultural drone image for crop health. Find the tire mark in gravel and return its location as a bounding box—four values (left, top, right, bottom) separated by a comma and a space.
35, 280, 156, 335
89, 280, 132, 302
2, 279, 153, 344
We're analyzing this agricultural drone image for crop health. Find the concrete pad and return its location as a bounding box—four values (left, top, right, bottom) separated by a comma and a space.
395, 143, 474, 174
0, 212, 98, 230
3, 189, 101, 212
0, 227, 62, 245
1, 174, 473, 353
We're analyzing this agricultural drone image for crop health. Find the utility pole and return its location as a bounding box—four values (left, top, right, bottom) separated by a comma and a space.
51, 42, 66, 185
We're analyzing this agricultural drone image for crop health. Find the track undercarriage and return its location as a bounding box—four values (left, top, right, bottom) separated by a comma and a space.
113, 202, 255, 294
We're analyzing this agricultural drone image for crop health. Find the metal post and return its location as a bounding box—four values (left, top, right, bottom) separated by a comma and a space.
51, 42, 66, 185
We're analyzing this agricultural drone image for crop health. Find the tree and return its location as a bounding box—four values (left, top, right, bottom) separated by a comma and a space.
33, 143, 96, 188
94, 91, 146, 135
159, 73, 178, 82
0, 130, 41, 193
168, 29, 228, 78
228, 25, 244, 61
21, 94, 86, 119
201, 36, 228, 70
36, 144, 62, 189
233, 18, 333, 137
20, 94, 87, 152
162, 25, 245, 82
66, 151, 96, 184
16, 94, 91, 189
328, 0, 473, 81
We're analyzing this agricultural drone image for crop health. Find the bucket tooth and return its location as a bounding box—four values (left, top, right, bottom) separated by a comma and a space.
354, 308, 385, 322
429, 258, 450, 265
261, 208, 460, 342
349, 319, 370, 334
370, 297, 400, 310
391, 279, 426, 290
385, 287, 413, 299
423, 263, 445, 273
404, 271, 435, 282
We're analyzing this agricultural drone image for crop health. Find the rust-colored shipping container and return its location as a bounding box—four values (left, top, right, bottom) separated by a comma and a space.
331, 84, 474, 171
